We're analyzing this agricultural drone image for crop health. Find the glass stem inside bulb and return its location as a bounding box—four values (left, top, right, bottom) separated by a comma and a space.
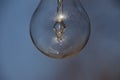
53, 0, 66, 42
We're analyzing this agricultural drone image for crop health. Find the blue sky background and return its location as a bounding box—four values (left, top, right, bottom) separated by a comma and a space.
0, 0, 120, 80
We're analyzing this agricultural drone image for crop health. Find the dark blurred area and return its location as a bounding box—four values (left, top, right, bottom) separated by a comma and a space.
113, 0, 120, 8
0, 0, 120, 80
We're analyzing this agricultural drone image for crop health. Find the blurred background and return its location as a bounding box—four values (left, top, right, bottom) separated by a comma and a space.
0, 0, 120, 80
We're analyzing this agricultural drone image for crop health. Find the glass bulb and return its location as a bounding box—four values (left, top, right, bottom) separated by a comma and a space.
30, 0, 91, 59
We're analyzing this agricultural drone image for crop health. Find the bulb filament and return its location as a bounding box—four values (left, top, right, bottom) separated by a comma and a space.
53, 0, 66, 42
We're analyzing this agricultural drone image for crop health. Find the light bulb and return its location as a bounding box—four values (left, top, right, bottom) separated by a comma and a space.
30, 0, 90, 59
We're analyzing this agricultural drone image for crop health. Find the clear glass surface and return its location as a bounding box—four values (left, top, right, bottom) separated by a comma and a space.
30, 0, 91, 59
